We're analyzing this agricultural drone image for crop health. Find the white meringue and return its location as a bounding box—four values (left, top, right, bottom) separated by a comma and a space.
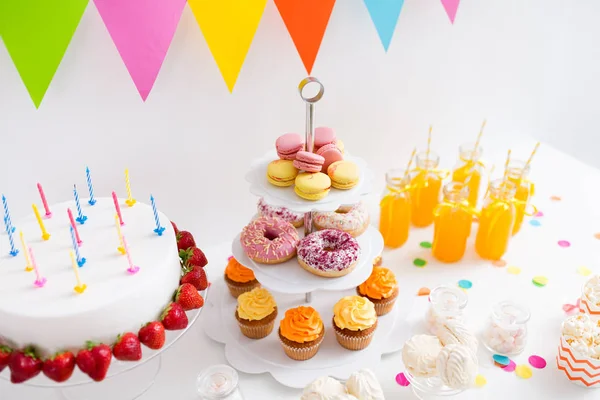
436, 344, 478, 390
331, 395, 359, 400
301, 376, 348, 400
402, 334, 443, 378
436, 320, 479, 356
346, 369, 385, 400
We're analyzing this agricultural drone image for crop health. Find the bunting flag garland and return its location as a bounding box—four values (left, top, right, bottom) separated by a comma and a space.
93, 0, 187, 100
274, 0, 336, 74
189, 0, 267, 93
441, 0, 460, 24
0, 0, 88, 108
363, 0, 405, 52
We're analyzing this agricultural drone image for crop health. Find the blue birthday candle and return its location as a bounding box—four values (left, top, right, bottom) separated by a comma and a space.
73, 185, 87, 224
7, 227, 18, 257
2, 195, 15, 234
70, 225, 86, 267
150, 195, 165, 236
86, 167, 96, 206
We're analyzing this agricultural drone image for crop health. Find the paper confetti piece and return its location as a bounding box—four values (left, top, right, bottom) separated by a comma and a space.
395, 372, 410, 386
550, 196, 561, 201
594, 233, 600, 240
474, 374, 487, 387
535, 211, 544, 217
529, 220, 541, 227
515, 364, 533, 379
503, 360, 516, 372
458, 279, 472, 289
413, 258, 427, 267
558, 240, 571, 248
507, 266, 521, 275
577, 266, 592, 276
532, 276, 548, 287
492, 259, 507, 267
419, 241, 432, 249
528, 355, 547, 369
563, 303, 578, 314
493, 354, 510, 366
417, 287, 431, 296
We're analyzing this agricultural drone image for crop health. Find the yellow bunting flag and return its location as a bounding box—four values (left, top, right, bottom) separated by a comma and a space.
189, 0, 267, 92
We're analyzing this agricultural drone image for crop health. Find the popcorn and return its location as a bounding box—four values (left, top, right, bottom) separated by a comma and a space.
561, 313, 600, 360
583, 276, 600, 306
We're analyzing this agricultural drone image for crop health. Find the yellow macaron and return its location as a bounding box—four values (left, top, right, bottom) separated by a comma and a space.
336, 139, 345, 154
294, 172, 331, 200
267, 160, 298, 187
327, 161, 359, 190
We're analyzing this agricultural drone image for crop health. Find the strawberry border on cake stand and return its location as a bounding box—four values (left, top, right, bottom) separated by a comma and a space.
203, 278, 412, 389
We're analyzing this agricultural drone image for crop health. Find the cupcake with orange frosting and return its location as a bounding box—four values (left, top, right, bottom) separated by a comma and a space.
278, 306, 325, 361
235, 287, 277, 339
224, 256, 260, 298
357, 267, 398, 316
333, 296, 378, 351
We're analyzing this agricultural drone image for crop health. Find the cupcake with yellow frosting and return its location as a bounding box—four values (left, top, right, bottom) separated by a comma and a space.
333, 296, 378, 351
278, 306, 325, 361
357, 267, 398, 316
224, 256, 260, 298
235, 287, 277, 339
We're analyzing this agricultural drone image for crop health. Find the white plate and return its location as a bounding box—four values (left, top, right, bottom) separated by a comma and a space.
204, 279, 411, 389
231, 225, 383, 294
245, 150, 374, 213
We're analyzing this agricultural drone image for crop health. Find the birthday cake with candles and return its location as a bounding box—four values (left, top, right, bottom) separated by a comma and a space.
0, 173, 208, 383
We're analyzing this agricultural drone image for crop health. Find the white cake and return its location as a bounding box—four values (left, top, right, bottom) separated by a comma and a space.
0, 197, 181, 356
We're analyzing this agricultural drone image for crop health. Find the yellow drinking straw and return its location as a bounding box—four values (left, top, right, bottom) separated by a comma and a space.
426, 125, 433, 160
70, 250, 87, 294
115, 214, 126, 255
402, 148, 417, 182
32, 204, 50, 241
472, 120, 486, 157
502, 149, 512, 181
124, 169, 136, 207
523, 142, 540, 172
19, 231, 33, 271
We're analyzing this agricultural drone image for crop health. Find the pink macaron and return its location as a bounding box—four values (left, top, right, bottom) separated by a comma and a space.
314, 127, 336, 150
316, 143, 343, 172
293, 151, 324, 173
276, 133, 304, 160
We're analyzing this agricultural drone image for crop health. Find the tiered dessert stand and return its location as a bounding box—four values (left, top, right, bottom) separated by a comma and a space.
203, 78, 411, 389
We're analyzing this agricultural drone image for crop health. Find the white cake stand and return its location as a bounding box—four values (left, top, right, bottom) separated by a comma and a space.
0, 279, 209, 400
204, 278, 411, 389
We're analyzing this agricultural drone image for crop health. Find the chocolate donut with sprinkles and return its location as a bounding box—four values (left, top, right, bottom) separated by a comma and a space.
240, 216, 300, 264
297, 229, 361, 277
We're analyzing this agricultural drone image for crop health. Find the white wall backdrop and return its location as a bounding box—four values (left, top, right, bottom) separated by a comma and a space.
1, 0, 599, 247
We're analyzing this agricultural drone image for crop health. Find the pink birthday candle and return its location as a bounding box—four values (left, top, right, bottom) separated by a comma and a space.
37, 183, 52, 218
112, 191, 124, 226
29, 246, 47, 288
121, 235, 139, 274
67, 208, 83, 246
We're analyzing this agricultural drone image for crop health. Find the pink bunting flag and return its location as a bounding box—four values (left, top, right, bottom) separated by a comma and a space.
93, 0, 186, 100
441, 0, 460, 24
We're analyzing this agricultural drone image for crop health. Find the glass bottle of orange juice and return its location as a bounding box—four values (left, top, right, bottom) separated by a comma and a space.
379, 169, 411, 248
410, 152, 443, 227
505, 160, 535, 236
432, 182, 476, 263
475, 179, 517, 260
452, 143, 484, 208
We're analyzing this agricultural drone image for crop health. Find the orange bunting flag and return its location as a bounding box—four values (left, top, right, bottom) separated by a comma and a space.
274, 0, 336, 74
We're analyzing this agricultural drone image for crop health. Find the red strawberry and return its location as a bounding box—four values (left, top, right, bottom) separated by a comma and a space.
179, 247, 208, 269
171, 221, 179, 235
76, 342, 112, 382
138, 322, 166, 350
180, 265, 208, 291
9, 347, 42, 383
43, 351, 75, 382
161, 302, 188, 330
112, 333, 142, 361
0, 345, 12, 372
176, 231, 196, 251
175, 283, 205, 311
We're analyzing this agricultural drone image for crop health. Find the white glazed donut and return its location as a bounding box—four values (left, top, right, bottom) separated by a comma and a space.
257, 198, 304, 228
313, 202, 370, 237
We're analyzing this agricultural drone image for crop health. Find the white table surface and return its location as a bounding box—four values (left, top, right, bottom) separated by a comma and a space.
2, 138, 599, 400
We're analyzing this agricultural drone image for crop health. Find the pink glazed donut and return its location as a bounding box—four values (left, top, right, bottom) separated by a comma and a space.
297, 229, 361, 277
240, 216, 300, 264
257, 198, 304, 228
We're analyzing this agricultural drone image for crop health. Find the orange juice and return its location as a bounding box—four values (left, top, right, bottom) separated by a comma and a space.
379, 170, 411, 248
505, 160, 534, 236
475, 180, 517, 260
432, 182, 475, 263
452, 143, 484, 208
410, 152, 443, 227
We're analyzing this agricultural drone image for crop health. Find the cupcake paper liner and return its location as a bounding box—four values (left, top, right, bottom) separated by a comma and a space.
237, 318, 275, 339
225, 278, 260, 298
372, 296, 396, 316
334, 327, 376, 351
279, 335, 324, 361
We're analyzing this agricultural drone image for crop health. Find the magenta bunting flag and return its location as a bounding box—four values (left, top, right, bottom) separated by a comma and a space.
93, 0, 186, 100
440, 0, 460, 24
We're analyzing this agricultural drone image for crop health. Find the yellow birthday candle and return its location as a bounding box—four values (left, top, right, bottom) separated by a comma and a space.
124, 169, 136, 207
70, 250, 87, 294
19, 231, 33, 271
32, 204, 50, 240
115, 214, 126, 254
